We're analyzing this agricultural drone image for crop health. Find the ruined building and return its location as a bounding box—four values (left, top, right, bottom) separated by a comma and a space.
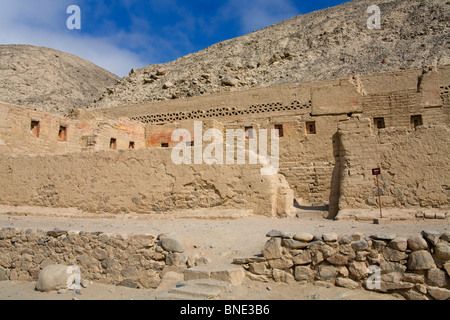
0, 65, 449, 220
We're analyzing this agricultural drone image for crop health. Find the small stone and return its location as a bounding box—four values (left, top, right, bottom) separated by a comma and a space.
282, 239, 309, 249
435, 212, 446, 219
249, 262, 268, 275
222, 77, 239, 86
156, 68, 169, 76
370, 233, 396, 241
348, 261, 368, 280
160, 237, 185, 253
316, 265, 336, 281
293, 233, 314, 242
352, 240, 369, 251
383, 247, 408, 262
326, 254, 349, 266
335, 277, 360, 289
166, 252, 187, 266
47, 229, 67, 238
266, 230, 283, 238
294, 266, 314, 282
424, 212, 436, 219
163, 81, 173, 89
281, 232, 295, 239
322, 233, 338, 242
292, 251, 312, 265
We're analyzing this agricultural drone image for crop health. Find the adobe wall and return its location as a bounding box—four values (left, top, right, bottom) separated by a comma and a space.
334, 118, 450, 219
0, 102, 146, 154
104, 65, 449, 207
0, 148, 293, 218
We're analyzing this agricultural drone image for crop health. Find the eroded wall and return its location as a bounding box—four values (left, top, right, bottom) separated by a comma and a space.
0, 102, 146, 154
0, 148, 293, 218
335, 118, 450, 217
103, 65, 449, 206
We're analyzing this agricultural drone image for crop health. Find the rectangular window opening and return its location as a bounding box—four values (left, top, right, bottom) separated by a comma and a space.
58, 126, 67, 142
274, 124, 284, 138
410, 115, 423, 129
245, 126, 254, 140
30, 120, 40, 138
374, 118, 386, 130
306, 121, 316, 135
161, 143, 169, 148
110, 138, 117, 150
129, 141, 135, 149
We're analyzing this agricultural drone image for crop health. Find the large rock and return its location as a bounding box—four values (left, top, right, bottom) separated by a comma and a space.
316, 265, 336, 281
351, 240, 369, 251
294, 266, 314, 282
210, 268, 245, 286
421, 230, 441, 246
427, 287, 450, 300
335, 277, 360, 289
35, 264, 76, 292
408, 250, 436, 271
434, 242, 450, 261
294, 233, 314, 242
383, 247, 408, 262
426, 268, 448, 287
407, 235, 428, 251
0, 266, 7, 281
160, 237, 185, 253
389, 237, 408, 252
262, 237, 283, 260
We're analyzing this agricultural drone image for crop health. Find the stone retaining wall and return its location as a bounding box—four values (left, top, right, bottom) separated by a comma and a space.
0, 228, 190, 289
234, 230, 450, 300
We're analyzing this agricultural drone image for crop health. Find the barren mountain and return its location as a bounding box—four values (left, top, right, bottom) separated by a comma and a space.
89, 0, 449, 111
0, 45, 119, 113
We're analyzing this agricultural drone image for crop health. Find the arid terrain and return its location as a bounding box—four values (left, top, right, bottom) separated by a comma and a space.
0, 45, 119, 114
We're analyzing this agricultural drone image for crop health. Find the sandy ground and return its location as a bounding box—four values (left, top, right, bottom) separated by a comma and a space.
0, 207, 448, 301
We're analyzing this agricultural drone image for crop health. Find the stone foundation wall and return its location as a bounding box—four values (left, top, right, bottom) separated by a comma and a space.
0, 227, 190, 289
234, 230, 450, 300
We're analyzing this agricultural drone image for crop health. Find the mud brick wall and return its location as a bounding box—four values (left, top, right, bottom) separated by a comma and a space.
0, 103, 146, 155
0, 228, 190, 289
335, 119, 450, 214
234, 230, 450, 300
0, 148, 294, 218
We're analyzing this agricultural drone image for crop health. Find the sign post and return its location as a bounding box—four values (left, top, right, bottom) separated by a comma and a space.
372, 168, 383, 222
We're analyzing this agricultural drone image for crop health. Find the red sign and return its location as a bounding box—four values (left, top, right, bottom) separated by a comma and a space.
372, 168, 381, 176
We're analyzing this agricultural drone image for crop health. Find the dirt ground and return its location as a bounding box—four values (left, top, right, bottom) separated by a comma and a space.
0, 207, 448, 301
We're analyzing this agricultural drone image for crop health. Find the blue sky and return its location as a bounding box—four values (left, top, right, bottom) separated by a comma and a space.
0, 0, 348, 77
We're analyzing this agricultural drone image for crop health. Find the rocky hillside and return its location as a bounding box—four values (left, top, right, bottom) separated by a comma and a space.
89, 0, 449, 110
0, 45, 119, 114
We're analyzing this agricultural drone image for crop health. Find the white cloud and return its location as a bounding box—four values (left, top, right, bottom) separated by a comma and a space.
219, 0, 300, 34
0, 0, 151, 77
